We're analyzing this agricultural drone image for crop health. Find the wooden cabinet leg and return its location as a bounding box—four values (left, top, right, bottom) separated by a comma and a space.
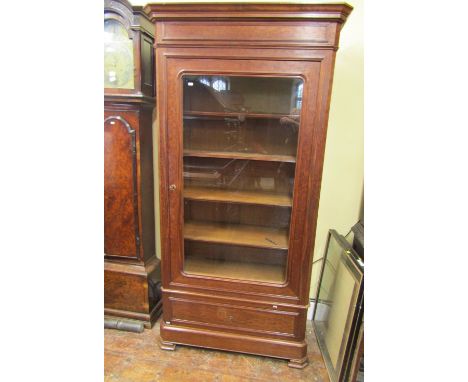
288, 356, 309, 369
160, 340, 176, 351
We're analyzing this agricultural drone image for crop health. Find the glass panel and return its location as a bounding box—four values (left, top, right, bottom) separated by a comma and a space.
104, 19, 135, 89
182, 75, 303, 283
313, 231, 364, 382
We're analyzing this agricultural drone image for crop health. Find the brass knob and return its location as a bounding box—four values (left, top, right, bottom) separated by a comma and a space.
169, 184, 176, 191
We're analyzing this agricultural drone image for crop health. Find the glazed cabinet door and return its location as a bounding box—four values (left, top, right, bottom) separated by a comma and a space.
162, 57, 321, 301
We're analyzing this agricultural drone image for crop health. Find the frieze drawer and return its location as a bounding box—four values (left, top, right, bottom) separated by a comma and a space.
169, 297, 298, 337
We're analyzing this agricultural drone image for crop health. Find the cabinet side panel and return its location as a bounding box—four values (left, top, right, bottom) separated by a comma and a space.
139, 107, 156, 261
141, 35, 155, 96
104, 115, 138, 257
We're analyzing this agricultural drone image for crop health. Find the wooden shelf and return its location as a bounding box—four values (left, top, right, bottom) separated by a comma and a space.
184, 221, 289, 250
184, 256, 285, 283
184, 186, 292, 207
184, 110, 300, 120
183, 149, 296, 163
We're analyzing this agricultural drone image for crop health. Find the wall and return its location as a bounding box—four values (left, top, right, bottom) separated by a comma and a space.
138, 0, 364, 299
310, 0, 364, 299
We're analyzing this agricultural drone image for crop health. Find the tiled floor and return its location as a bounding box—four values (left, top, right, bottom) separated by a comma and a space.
105, 316, 330, 382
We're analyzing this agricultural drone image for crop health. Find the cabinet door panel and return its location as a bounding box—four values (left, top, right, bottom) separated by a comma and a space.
163, 57, 321, 299
104, 114, 138, 258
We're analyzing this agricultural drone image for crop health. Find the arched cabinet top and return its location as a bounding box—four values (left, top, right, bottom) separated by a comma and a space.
104, 116, 135, 135
105, 0, 154, 37
104, 0, 155, 100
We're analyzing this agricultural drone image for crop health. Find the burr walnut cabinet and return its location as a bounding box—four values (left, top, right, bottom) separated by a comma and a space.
104, 0, 162, 328
144, 2, 353, 367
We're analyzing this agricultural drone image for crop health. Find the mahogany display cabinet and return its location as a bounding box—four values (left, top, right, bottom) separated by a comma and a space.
145, 2, 353, 367
104, 0, 162, 328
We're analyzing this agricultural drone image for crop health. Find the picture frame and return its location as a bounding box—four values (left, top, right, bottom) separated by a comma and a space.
312, 229, 364, 381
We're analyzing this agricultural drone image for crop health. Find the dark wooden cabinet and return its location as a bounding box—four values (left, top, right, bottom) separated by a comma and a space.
144, 3, 352, 365
104, 0, 161, 328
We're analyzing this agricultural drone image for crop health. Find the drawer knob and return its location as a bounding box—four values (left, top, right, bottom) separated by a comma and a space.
169, 184, 177, 191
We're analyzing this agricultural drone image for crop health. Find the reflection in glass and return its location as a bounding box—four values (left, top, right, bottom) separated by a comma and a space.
104, 19, 135, 89
182, 75, 303, 283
